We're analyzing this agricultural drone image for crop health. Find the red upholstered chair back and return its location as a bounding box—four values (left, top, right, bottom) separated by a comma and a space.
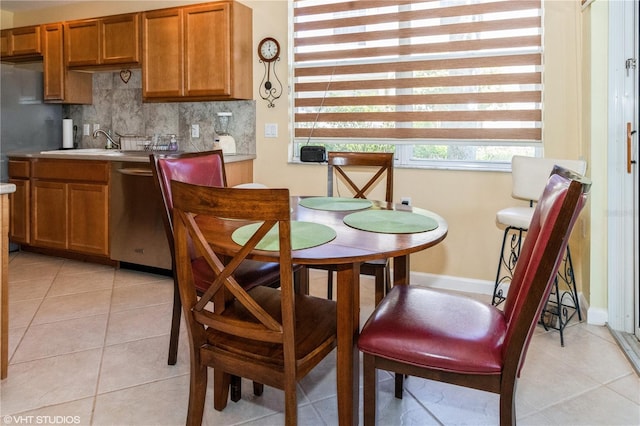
501, 166, 589, 374
151, 150, 227, 260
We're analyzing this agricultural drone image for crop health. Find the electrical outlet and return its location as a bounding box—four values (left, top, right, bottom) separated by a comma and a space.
401, 197, 412, 206
191, 124, 200, 138
93, 123, 100, 133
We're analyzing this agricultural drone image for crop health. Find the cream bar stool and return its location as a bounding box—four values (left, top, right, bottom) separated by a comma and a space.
493, 155, 587, 346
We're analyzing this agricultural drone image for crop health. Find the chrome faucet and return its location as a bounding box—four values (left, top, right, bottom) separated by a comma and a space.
93, 129, 120, 149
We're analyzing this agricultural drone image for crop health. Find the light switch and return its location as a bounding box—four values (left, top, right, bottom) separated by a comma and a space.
83, 124, 90, 136
265, 123, 278, 138
191, 124, 200, 138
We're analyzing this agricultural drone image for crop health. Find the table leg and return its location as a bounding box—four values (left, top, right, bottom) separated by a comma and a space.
335, 263, 360, 425
393, 254, 410, 286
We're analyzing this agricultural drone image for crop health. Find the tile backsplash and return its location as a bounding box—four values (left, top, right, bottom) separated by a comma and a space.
64, 69, 256, 154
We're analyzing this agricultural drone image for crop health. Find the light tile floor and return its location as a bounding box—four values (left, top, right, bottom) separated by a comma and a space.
1, 252, 639, 425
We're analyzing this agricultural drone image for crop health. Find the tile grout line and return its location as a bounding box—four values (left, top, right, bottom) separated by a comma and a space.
88, 263, 118, 426
6, 252, 62, 370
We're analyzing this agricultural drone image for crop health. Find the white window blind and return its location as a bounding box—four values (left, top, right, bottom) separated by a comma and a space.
293, 0, 543, 145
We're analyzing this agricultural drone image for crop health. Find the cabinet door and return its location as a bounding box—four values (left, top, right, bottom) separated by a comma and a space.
42, 23, 65, 101
142, 8, 183, 98
32, 181, 68, 250
224, 160, 253, 188
102, 14, 140, 65
68, 183, 109, 255
1, 26, 41, 58
184, 3, 230, 97
8, 179, 30, 245
65, 20, 100, 67
42, 23, 93, 104
0, 30, 8, 57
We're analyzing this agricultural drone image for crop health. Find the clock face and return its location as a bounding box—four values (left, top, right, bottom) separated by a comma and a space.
258, 38, 280, 62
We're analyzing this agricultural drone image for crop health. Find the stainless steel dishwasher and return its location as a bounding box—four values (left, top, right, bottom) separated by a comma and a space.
110, 161, 172, 270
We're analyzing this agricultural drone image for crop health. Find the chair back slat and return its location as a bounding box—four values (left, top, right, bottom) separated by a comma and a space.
501, 166, 590, 374
327, 152, 394, 202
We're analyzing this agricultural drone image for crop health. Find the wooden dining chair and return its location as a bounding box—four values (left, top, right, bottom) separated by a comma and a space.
171, 181, 337, 426
358, 165, 591, 426
150, 150, 282, 400
311, 151, 394, 304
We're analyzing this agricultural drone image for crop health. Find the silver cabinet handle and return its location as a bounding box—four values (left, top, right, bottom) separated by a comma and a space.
117, 168, 153, 177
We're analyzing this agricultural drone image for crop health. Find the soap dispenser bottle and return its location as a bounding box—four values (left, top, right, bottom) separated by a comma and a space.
168, 135, 178, 151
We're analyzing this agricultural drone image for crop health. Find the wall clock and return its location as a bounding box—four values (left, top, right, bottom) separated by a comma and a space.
258, 37, 280, 62
258, 37, 282, 108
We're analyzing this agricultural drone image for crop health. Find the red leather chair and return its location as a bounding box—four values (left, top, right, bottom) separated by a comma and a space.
358, 165, 591, 426
150, 150, 283, 400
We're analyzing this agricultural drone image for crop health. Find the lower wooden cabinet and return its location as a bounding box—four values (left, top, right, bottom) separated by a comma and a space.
24, 159, 110, 257
8, 156, 251, 261
68, 183, 109, 254
32, 180, 68, 250
8, 179, 30, 245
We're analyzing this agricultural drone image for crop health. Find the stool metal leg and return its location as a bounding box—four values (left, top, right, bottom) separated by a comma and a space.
492, 226, 525, 306
538, 245, 582, 346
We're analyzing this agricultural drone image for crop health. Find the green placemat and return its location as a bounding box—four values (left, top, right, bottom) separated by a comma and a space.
299, 197, 373, 211
343, 210, 438, 234
232, 221, 337, 251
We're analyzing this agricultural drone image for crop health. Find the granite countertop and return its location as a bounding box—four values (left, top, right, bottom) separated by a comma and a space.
6, 150, 256, 164
0, 183, 16, 195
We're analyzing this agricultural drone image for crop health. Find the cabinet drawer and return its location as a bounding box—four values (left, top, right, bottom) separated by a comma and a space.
33, 159, 109, 183
8, 160, 30, 178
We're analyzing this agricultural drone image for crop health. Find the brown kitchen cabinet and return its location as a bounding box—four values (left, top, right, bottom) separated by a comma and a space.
225, 160, 253, 187
30, 159, 110, 256
65, 13, 141, 68
1, 26, 42, 59
7, 160, 31, 245
42, 23, 93, 104
142, 0, 252, 101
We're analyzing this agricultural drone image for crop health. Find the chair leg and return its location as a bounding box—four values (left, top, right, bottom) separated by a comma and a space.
213, 369, 231, 411
253, 381, 264, 396
374, 268, 385, 306
384, 262, 391, 295
283, 377, 298, 426
363, 353, 377, 426
230, 375, 241, 402
327, 270, 334, 300
186, 362, 207, 426
499, 383, 516, 426
168, 277, 181, 365
394, 373, 404, 399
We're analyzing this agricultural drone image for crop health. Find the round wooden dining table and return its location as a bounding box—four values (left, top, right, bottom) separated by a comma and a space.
195, 196, 448, 425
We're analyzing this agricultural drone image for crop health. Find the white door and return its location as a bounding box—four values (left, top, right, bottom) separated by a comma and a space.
607, 0, 638, 339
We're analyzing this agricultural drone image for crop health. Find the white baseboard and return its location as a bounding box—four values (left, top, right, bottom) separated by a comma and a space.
406, 270, 495, 295
587, 306, 608, 326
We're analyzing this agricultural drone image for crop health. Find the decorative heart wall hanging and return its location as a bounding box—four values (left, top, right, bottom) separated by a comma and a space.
120, 69, 132, 84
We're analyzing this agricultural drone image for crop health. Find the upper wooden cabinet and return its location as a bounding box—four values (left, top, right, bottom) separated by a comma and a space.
1, 26, 42, 60
142, 1, 252, 102
42, 23, 93, 104
65, 13, 141, 68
